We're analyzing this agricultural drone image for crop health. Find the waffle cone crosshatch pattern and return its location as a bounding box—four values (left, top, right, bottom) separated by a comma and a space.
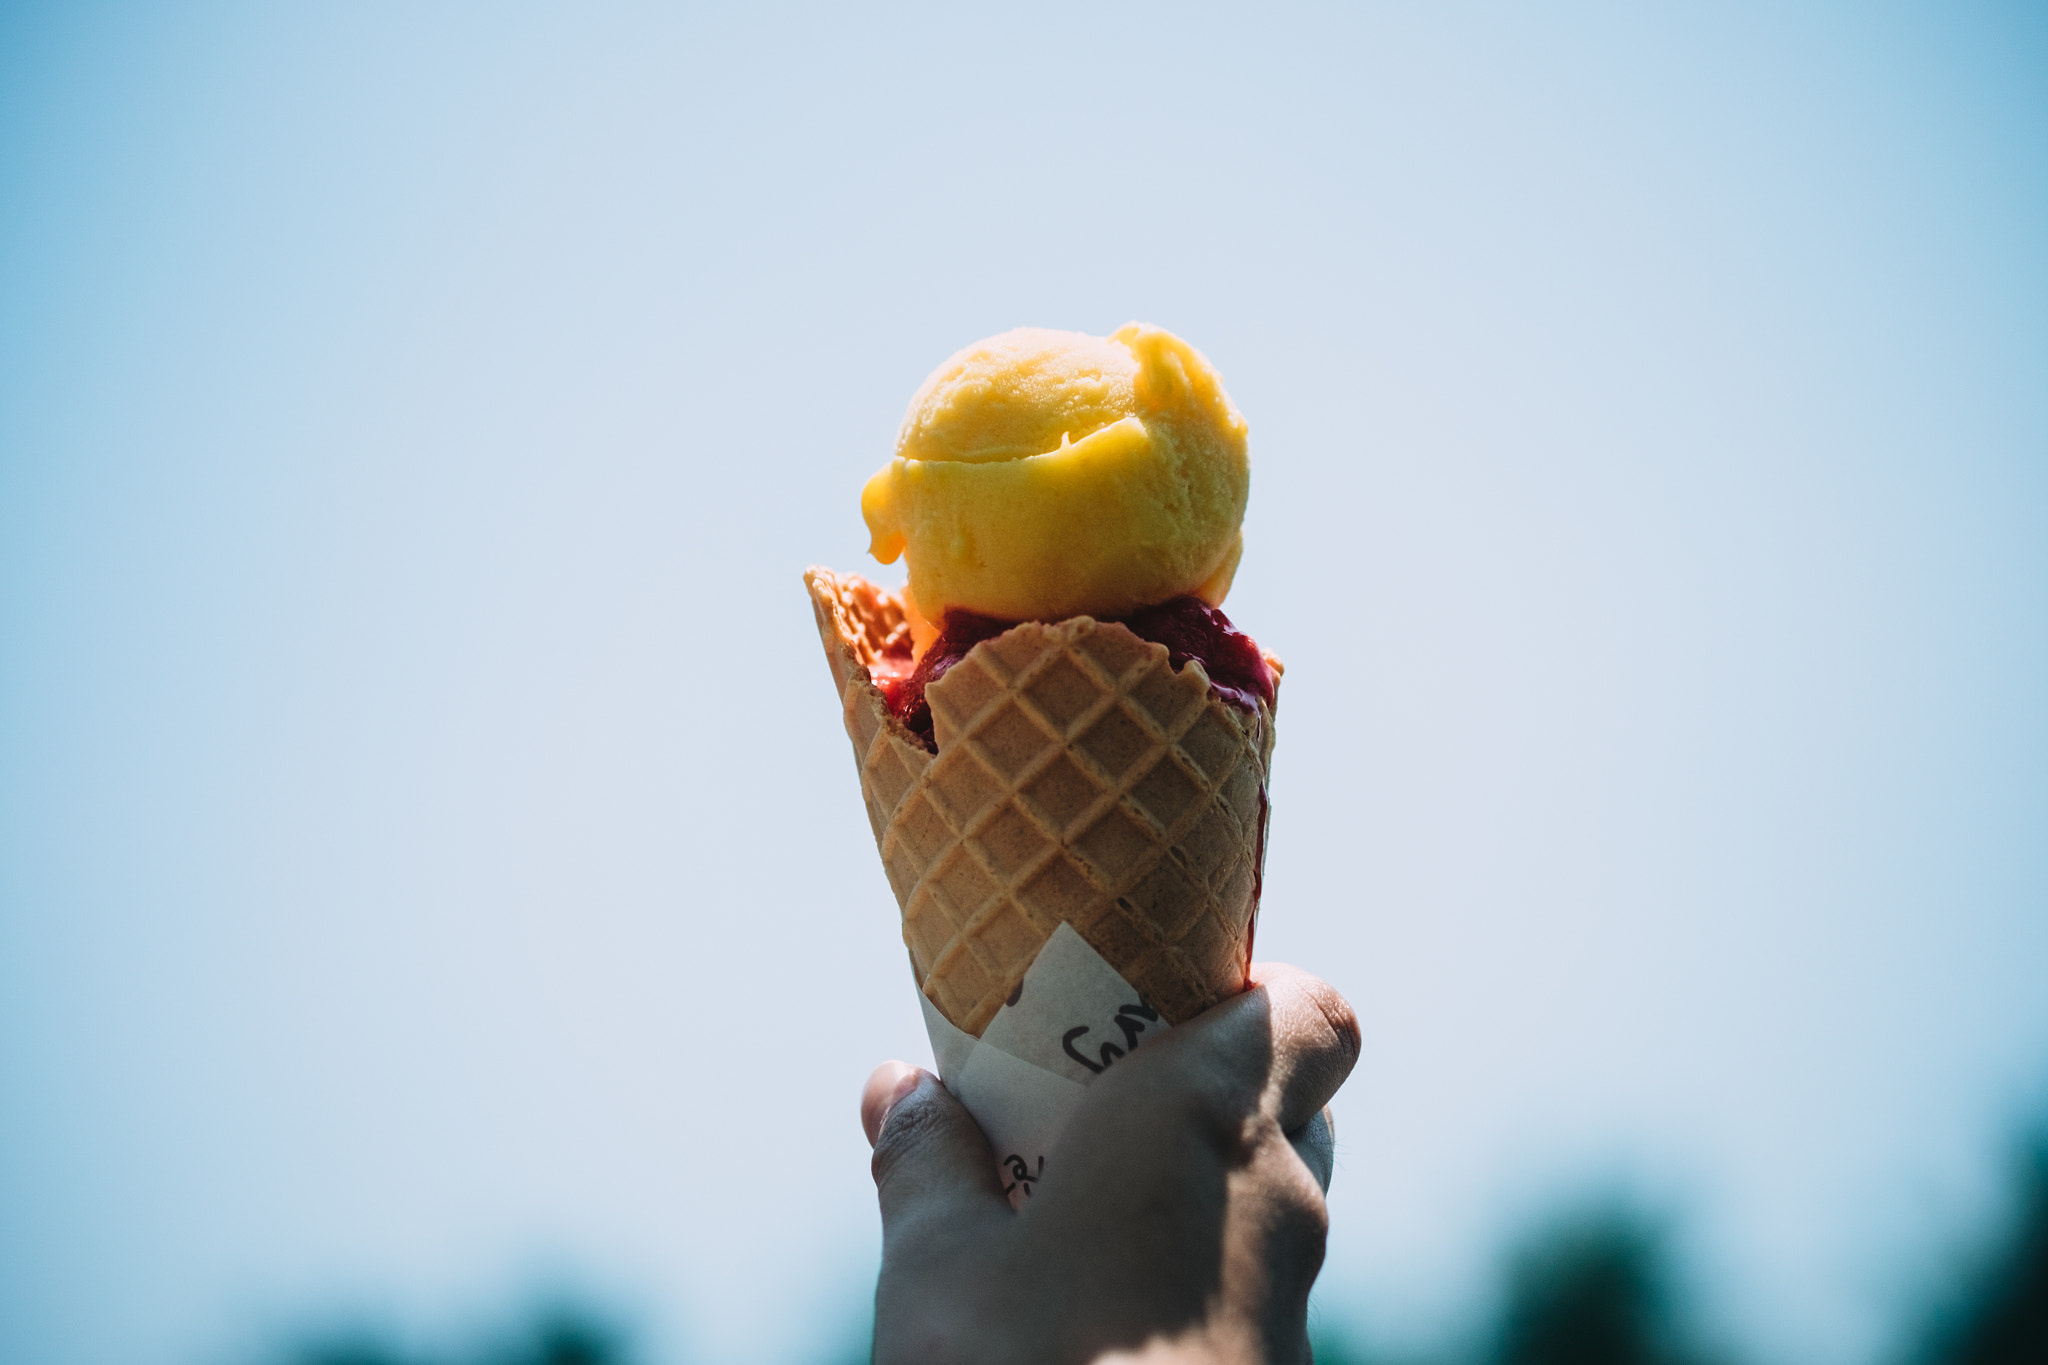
806, 568, 1278, 1037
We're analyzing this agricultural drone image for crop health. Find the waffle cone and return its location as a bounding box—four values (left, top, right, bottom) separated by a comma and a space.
806, 567, 1278, 1037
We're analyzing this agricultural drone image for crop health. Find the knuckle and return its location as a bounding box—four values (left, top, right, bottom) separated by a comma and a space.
1294, 1166, 1332, 1230
1251, 1137, 1332, 1253
1290, 1187, 1332, 1260
1250, 1109, 1336, 1217
1294, 1133, 1336, 1196
1235, 1109, 1287, 1166
1276, 1148, 1332, 1238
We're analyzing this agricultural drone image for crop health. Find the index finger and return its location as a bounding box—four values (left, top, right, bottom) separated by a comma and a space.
1090, 962, 1359, 1142
1226, 962, 1362, 1133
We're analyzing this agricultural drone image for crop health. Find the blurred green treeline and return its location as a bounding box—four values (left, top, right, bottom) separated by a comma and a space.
268, 1143, 2046, 1365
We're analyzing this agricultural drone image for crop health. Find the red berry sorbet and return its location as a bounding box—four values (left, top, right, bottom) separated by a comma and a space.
871, 596, 1276, 753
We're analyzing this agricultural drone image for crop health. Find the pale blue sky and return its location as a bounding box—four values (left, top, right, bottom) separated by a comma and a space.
2, 5, 2044, 1364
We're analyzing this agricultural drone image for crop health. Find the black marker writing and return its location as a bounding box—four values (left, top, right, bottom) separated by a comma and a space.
1061, 1001, 1161, 1075
1062, 1025, 1121, 1074
1002, 1152, 1044, 1200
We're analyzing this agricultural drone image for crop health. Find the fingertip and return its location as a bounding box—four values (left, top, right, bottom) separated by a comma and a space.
1250, 962, 1361, 1066
861, 1061, 924, 1148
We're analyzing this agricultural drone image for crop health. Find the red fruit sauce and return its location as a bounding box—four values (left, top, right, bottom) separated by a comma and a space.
869, 595, 1277, 753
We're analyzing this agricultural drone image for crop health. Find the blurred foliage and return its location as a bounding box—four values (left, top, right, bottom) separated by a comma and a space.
1309, 1203, 1715, 1365
1905, 1141, 2048, 1365
1313, 1141, 2048, 1365
268, 1136, 2048, 1365
282, 1305, 629, 1365
1485, 1207, 1718, 1365
1307, 1323, 1415, 1365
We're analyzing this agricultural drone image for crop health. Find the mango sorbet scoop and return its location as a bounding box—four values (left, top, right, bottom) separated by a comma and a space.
806, 323, 1280, 1038
863, 324, 1250, 631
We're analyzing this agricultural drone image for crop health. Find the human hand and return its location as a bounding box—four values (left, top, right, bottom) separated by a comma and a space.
859, 963, 1360, 1365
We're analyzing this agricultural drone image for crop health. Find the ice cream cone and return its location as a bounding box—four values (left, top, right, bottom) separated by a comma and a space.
806, 567, 1278, 1037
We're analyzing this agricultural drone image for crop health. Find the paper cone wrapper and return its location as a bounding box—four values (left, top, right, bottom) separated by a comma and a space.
804, 567, 1278, 1039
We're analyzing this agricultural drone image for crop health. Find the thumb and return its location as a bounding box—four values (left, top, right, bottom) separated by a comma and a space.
861, 1063, 1009, 1229
861, 1062, 924, 1148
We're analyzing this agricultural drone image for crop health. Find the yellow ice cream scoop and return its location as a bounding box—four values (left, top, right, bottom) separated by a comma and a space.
862, 323, 1249, 629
